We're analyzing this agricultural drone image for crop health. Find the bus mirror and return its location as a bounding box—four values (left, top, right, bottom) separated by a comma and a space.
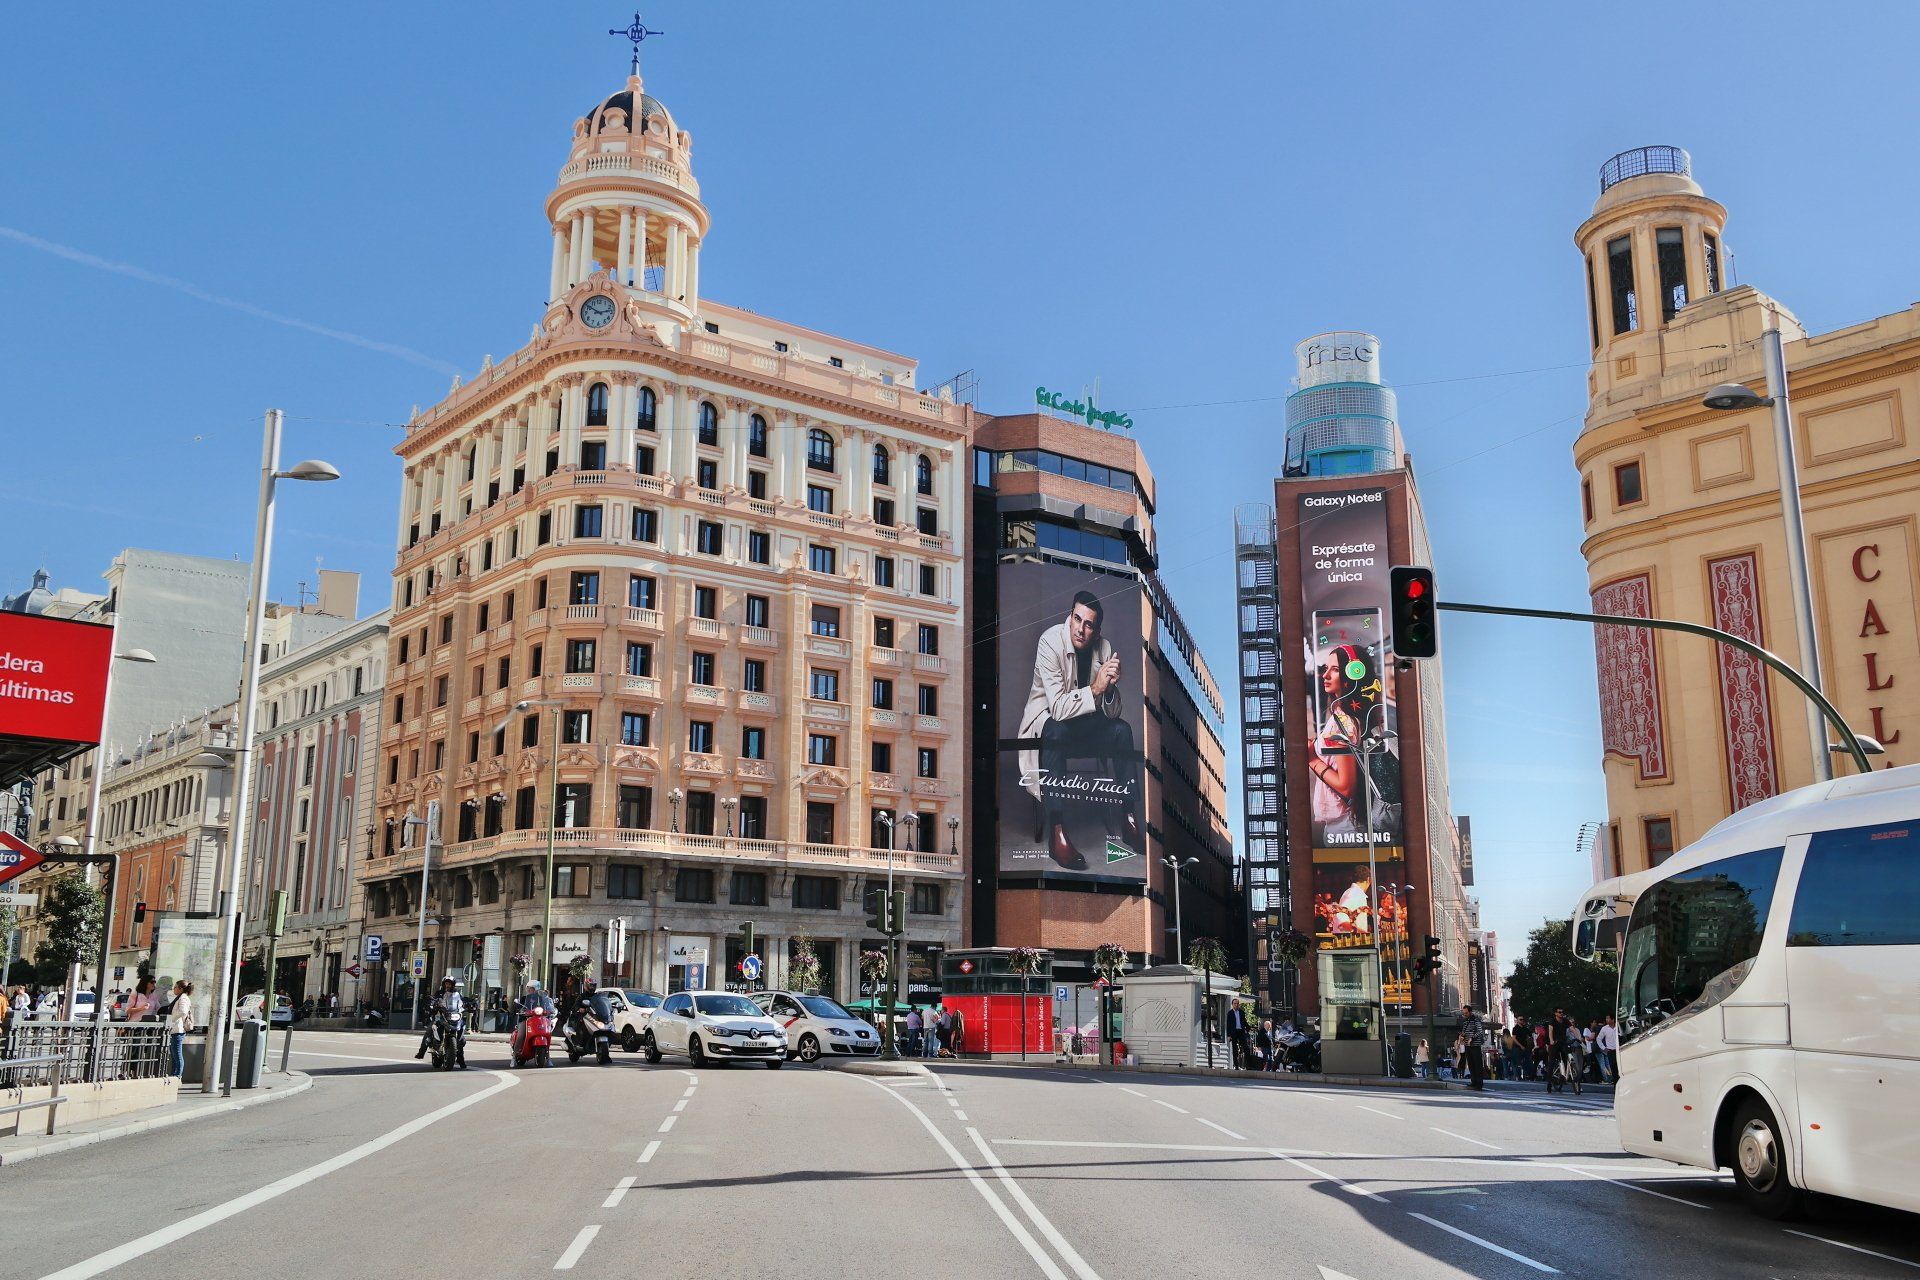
1573, 917, 1598, 961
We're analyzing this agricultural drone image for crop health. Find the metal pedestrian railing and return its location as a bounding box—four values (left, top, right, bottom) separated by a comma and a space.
0, 1054, 66, 1137
2, 1020, 169, 1088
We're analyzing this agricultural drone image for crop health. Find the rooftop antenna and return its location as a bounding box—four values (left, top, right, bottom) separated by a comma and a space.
609, 10, 665, 77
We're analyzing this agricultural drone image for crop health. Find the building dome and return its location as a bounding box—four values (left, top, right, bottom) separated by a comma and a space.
582, 86, 674, 139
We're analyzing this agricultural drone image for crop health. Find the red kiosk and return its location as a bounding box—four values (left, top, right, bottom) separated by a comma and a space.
940, 948, 1054, 1058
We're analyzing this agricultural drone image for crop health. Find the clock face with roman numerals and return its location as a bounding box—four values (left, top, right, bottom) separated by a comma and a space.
581, 295, 616, 329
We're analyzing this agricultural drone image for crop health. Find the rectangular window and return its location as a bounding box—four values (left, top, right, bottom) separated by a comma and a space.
535, 579, 548, 610
697, 459, 718, 491
730, 870, 768, 906
625, 642, 652, 677
743, 658, 766, 692
1614, 460, 1643, 507
748, 417, 768, 457
628, 574, 656, 609
873, 555, 894, 588
565, 638, 596, 673
1655, 226, 1688, 321
552, 863, 589, 898
747, 470, 767, 499
873, 616, 895, 648
872, 678, 893, 710
393, 692, 406, 722
502, 590, 515, 622
476, 602, 490, 633
918, 564, 937, 596
917, 624, 940, 656
871, 740, 892, 774
608, 864, 644, 900
1788, 822, 1920, 946
809, 544, 836, 575
635, 444, 656, 474
807, 485, 835, 515
521, 715, 540, 748
738, 796, 767, 840
744, 594, 770, 628
398, 637, 409, 665
616, 784, 652, 830
792, 876, 839, 910
807, 733, 838, 766
439, 615, 454, 646
562, 710, 592, 744
1582, 476, 1594, 524
916, 507, 938, 535
691, 652, 716, 686
574, 504, 603, 538
632, 508, 659, 543
917, 747, 938, 778
497, 655, 511, 689
697, 521, 723, 555
675, 868, 715, 903
911, 883, 942, 915
872, 497, 895, 527
809, 669, 840, 702
1586, 254, 1601, 350
620, 711, 651, 747
685, 791, 714, 835
537, 511, 552, 545
917, 684, 938, 716
1643, 816, 1675, 866
557, 783, 591, 828
693, 585, 717, 619
747, 530, 770, 564
530, 643, 543, 676
805, 802, 835, 846
1607, 234, 1638, 335
688, 720, 714, 754
810, 604, 840, 637
569, 571, 600, 605
741, 726, 766, 759
514, 785, 536, 829
1703, 232, 1722, 294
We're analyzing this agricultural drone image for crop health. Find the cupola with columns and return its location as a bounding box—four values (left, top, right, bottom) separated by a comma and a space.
545, 69, 709, 329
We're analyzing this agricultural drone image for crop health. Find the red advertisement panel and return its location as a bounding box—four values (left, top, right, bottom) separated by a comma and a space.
0, 612, 114, 746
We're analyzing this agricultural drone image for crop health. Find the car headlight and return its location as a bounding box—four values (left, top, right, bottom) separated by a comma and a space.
830, 1027, 850, 1037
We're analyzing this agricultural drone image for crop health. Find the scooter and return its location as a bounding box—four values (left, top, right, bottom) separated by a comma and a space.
512, 1007, 554, 1069
1277, 1025, 1322, 1073
426, 1006, 468, 1070
564, 1006, 614, 1066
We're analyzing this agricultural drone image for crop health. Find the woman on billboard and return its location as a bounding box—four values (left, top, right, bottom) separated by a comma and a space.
1303, 640, 1394, 842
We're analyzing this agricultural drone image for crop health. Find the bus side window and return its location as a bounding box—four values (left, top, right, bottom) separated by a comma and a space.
1787, 821, 1920, 946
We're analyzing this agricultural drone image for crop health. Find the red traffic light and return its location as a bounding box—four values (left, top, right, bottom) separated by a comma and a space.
1404, 578, 1425, 599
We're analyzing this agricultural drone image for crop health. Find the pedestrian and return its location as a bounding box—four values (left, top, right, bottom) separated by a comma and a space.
125, 976, 158, 1023
905, 1005, 923, 1057
164, 981, 194, 1079
1253, 1018, 1273, 1072
1596, 1014, 1619, 1083
1460, 1004, 1487, 1091
923, 1002, 943, 1059
946, 1005, 965, 1057
1227, 1000, 1249, 1069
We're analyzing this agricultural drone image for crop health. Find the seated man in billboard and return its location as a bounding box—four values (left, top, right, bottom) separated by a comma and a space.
1019, 589, 1141, 870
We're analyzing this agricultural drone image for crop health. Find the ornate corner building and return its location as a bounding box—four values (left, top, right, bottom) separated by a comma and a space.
1576, 147, 1920, 876
370, 66, 972, 1001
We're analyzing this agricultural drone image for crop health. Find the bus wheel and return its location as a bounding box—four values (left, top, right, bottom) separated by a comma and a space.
1730, 1098, 1804, 1219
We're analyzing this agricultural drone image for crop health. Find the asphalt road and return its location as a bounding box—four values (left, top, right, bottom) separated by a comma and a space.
6, 1033, 1918, 1280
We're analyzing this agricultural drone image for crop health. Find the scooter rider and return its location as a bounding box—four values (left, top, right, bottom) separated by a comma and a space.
519, 979, 556, 1017
569, 978, 613, 1034
416, 977, 467, 1064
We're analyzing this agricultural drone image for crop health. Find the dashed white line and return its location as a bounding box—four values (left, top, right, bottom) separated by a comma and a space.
953, 1110, 969, 1121
1784, 1229, 1920, 1272
1354, 1104, 1401, 1120
637, 1140, 661, 1164
601, 1176, 636, 1209
1268, 1150, 1385, 1200
554, 1225, 600, 1270
682, 1086, 697, 1098
968, 1128, 1105, 1280
1407, 1213, 1558, 1273
1196, 1117, 1246, 1140
1118, 1086, 1149, 1098
657, 1115, 677, 1133
672, 1099, 688, 1112
1152, 1099, 1190, 1115
1430, 1126, 1502, 1151
1555, 1163, 1705, 1208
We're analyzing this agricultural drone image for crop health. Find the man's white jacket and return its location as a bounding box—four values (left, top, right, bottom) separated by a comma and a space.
1017, 621, 1121, 799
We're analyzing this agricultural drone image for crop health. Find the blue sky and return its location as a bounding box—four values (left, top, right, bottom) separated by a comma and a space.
6, 4, 1920, 974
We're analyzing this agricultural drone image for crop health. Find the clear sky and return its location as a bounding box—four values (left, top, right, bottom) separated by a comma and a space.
6, 4, 1920, 975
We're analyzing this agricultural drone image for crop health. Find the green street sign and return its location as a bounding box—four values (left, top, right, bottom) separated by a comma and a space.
1036, 386, 1133, 432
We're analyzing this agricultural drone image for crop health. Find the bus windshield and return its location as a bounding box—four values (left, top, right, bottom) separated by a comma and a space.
1616, 846, 1784, 1043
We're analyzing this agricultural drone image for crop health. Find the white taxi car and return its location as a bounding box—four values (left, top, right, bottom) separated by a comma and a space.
643, 991, 788, 1068
751, 990, 880, 1063
604, 989, 664, 1053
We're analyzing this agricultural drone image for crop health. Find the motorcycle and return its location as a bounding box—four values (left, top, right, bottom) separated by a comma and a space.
564, 1004, 614, 1066
511, 1007, 554, 1069
426, 1005, 468, 1070
1276, 1025, 1322, 1073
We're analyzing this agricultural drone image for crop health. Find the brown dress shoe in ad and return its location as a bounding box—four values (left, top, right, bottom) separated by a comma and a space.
1049, 825, 1088, 870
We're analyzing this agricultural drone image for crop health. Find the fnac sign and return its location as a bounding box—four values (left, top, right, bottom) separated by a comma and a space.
0, 612, 113, 747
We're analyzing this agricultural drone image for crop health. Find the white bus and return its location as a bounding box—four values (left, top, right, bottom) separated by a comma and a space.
1572, 761, 1920, 1218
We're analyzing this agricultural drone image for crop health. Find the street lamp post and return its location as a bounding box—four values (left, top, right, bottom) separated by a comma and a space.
720, 796, 736, 838
1160, 854, 1197, 965
1703, 315, 1831, 782
895, 813, 918, 1058
667, 787, 682, 833
493, 699, 563, 988
202, 409, 339, 1094
402, 805, 438, 1029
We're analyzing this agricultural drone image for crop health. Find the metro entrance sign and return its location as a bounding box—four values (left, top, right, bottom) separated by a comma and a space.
0, 832, 45, 887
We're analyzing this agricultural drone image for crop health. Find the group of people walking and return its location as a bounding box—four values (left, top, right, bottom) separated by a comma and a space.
1411, 1008, 1618, 1090
901, 1002, 961, 1057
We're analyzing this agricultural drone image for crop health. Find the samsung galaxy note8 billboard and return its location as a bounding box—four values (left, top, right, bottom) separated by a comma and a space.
996, 562, 1148, 882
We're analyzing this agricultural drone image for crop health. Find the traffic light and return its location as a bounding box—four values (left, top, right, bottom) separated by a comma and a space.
865, 888, 886, 932
471, 936, 484, 960
1389, 565, 1438, 659
741, 921, 755, 959
890, 889, 907, 937
133, 902, 149, 924
1413, 934, 1443, 980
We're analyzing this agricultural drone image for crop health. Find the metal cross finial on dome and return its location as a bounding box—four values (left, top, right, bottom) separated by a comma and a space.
609, 11, 664, 76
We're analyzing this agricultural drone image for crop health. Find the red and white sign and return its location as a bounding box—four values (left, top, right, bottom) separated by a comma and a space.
958, 960, 974, 975
0, 832, 45, 887
344, 963, 364, 980
0, 613, 114, 747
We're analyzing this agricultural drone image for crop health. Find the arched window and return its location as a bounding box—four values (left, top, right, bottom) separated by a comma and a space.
807, 428, 836, 473
586, 381, 610, 427
637, 386, 657, 432
872, 445, 891, 486
698, 401, 720, 447
916, 455, 934, 495
748, 414, 768, 458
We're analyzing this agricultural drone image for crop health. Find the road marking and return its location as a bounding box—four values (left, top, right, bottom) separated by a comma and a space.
40, 1071, 519, 1280
1430, 1126, 1503, 1150
637, 1141, 661, 1164
968, 1128, 1105, 1280
1784, 1229, 1920, 1271
858, 1077, 1070, 1280
1355, 1104, 1401, 1120
997, 1139, 1281, 1154
1407, 1213, 1559, 1273
1555, 1163, 1705, 1208
673, 1099, 688, 1112
682, 1086, 696, 1098
954, 1110, 969, 1121
1152, 1099, 1189, 1115
288, 1049, 416, 1062
602, 1176, 636, 1209
1118, 1086, 1149, 1098
554, 1225, 600, 1270
1268, 1151, 1385, 1200
1196, 1117, 1246, 1140
658, 1115, 677, 1133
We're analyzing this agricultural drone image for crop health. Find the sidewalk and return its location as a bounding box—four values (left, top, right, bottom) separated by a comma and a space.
0, 1071, 313, 1167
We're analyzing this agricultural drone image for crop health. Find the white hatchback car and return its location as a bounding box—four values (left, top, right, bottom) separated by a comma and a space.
604, 989, 664, 1053
644, 991, 788, 1068
752, 990, 880, 1063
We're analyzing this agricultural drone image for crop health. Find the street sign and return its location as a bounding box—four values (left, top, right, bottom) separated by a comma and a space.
958, 960, 974, 975
363, 935, 384, 963
344, 963, 364, 979
1053, 985, 1069, 1002
0, 892, 39, 908
0, 833, 45, 887
740, 954, 762, 982
411, 955, 426, 978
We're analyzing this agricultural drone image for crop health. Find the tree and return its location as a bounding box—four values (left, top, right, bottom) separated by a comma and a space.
32, 872, 102, 986
1504, 918, 1616, 1024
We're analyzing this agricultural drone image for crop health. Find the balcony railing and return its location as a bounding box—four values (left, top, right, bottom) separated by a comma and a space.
431, 827, 960, 874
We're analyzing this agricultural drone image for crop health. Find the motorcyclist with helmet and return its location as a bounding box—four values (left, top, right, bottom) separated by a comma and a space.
415, 976, 467, 1066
